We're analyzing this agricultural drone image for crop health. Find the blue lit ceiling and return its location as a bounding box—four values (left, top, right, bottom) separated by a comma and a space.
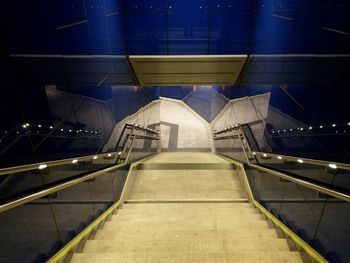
2, 0, 350, 86
3, 0, 350, 55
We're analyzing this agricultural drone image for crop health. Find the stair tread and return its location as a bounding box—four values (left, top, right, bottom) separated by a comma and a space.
70, 252, 306, 263
129, 169, 243, 200
103, 220, 271, 231
93, 229, 279, 240
116, 208, 258, 215
111, 213, 263, 221
65, 152, 312, 262
143, 153, 230, 163
121, 203, 253, 209
82, 238, 291, 253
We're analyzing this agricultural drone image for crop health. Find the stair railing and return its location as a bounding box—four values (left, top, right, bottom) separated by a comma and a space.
0, 123, 159, 213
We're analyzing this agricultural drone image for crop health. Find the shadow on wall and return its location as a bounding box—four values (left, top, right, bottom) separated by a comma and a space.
183, 87, 228, 123
160, 98, 213, 152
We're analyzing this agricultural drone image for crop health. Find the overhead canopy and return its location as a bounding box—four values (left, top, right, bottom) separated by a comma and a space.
129, 55, 247, 86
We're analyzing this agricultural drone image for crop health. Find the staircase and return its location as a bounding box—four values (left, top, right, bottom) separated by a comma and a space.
67, 153, 311, 263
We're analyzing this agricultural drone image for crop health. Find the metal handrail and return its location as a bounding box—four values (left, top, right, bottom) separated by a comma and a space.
212, 134, 239, 140
0, 151, 116, 176
0, 163, 125, 214
214, 125, 350, 203
0, 126, 159, 213
214, 123, 350, 171
248, 163, 350, 202
0, 124, 160, 176
237, 124, 350, 170
249, 150, 350, 171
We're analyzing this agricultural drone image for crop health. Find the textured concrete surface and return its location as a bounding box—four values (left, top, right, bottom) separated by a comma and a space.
160, 98, 212, 151
67, 152, 309, 263
144, 152, 229, 163
184, 88, 228, 122
211, 93, 270, 130
104, 100, 160, 152
68, 202, 309, 262
211, 93, 270, 151
105, 96, 215, 153
127, 170, 243, 200
47, 85, 115, 149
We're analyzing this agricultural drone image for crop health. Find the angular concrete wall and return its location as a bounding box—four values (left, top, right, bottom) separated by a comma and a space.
211, 93, 271, 150
160, 97, 213, 152
46, 85, 115, 153
266, 107, 325, 156
103, 100, 160, 152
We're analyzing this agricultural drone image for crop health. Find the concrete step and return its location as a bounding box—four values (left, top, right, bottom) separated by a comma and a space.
107, 214, 266, 224
82, 238, 291, 253
137, 163, 236, 170
143, 153, 230, 163
93, 228, 280, 240
132, 170, 239, 183
124, 199, 249, 204
121, 203, 254, 210
70, 251, 308, 263
130, 182, 243, 191
128, 190, 244, 199
110, 212, 265, 222
102, 220, 272, 231
128, 169, 243, 200
115, 207, 260, 216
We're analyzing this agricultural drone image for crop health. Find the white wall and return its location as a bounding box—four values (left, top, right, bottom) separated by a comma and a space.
103, 100, 160, 152
160, 97, 213, 151
211, 93, 271, 149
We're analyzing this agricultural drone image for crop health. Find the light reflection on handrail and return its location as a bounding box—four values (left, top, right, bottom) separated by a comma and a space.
213, 125, 350, 203
0, 123, 160, 176
213, 124, 350, 170
248, 150, 350, 171
0, 125, 159, 213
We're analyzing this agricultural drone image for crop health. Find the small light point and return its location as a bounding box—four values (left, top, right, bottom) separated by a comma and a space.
38, 164, 47, 170
328, 163, 337, 169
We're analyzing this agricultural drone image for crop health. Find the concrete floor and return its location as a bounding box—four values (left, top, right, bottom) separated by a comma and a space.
144, 152, 230, 163
67, 153, 311, 263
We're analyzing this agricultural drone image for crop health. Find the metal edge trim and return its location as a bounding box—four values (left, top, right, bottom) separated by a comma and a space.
129, 55, 248, 59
